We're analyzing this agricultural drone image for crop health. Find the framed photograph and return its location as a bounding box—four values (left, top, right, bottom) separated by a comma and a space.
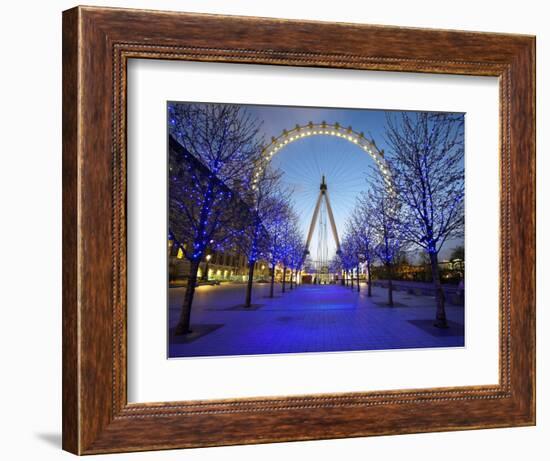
165, 102, 466, 360
62, 6, 535, 455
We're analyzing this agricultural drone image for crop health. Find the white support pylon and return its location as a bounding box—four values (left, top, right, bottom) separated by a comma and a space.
304, 175, 341, 257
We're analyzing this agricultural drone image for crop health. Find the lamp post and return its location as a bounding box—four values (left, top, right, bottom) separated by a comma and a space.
203, 254, 212, 281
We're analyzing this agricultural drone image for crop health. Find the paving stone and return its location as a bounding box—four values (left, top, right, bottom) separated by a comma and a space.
168, 283, 465, 358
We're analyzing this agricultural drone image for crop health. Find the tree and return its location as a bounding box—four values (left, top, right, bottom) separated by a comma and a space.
411, 250, 431, 281
263, 193, 293, 298
279, 209, 301, 294
287, 231, 305, 289
347, 193, 377, 296
234, 166, 284, 307
340, 234, 359, 290
369, 167, 405, 307
169, 103, 263, 334
328, 256, 344, 285
385, 112, 464, 327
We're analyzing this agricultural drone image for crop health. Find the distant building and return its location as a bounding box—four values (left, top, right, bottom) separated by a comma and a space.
369, 257, 465, 283
168, 239, 270, 283
438, 258, 465, 272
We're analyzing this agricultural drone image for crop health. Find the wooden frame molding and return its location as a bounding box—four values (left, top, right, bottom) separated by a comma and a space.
62, 5, 535, 455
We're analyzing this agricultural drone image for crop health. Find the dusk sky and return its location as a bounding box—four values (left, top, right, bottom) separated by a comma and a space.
246, 103, 464, 262
170, 101, 464, 262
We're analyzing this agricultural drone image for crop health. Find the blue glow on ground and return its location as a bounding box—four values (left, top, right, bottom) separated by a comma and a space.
168, 283, 464, 358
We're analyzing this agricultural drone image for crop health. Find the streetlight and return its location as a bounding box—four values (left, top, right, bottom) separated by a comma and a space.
203, 254, 212, 281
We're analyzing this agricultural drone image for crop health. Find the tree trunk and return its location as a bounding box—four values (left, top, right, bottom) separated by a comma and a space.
386, 263, 394, 307
350, 270, 354, 289
289, 269, 294, 290
175, 259, 200, 334
269, 265, 275, 298
282, 266, 287, 293
356, 264, 361, 292
244, 260, 255, 307
367, 261, 372, 297
429, 252, 448, 328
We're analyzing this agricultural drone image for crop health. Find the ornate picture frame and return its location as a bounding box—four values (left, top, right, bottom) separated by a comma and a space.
62, 6, 535, 454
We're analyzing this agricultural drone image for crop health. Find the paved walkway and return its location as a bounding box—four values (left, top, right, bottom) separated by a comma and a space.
168, 283, 464, 358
